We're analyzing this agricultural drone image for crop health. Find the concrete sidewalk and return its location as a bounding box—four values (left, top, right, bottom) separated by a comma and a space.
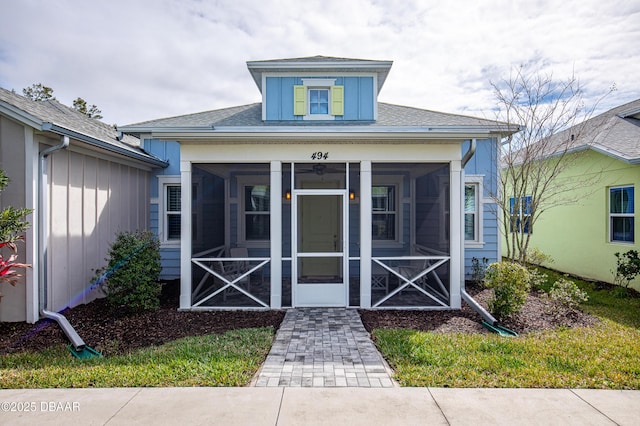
1, 387, 639, 425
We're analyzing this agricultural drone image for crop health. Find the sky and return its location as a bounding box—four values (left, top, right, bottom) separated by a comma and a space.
1, 0, 639, 126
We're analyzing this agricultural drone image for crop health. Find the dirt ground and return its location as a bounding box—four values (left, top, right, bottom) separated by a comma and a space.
0, 281, 599, 356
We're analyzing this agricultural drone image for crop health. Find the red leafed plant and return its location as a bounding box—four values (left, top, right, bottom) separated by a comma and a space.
0, 169, 32, 302
0, 242, 29, 283
0, 241, 30, 303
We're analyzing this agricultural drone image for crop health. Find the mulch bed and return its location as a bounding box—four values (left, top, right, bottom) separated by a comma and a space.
1, 281, 599, 356
359, 284, 599, 334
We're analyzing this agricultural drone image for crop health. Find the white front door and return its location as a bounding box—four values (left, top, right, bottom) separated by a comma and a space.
293, 190, 347, 307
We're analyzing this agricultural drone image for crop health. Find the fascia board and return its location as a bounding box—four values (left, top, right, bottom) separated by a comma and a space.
150, 128, 497, 141
246, 59, 393, 70
0, 101, 43, 129
42, 123, 169, 168
589, 143, 638, 164
249, 63, 393, 92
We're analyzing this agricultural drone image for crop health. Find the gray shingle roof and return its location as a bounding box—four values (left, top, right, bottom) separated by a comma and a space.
549, 98, 640, 163
0, 87, 166, 166
247, 55, 390, 64
122, 102, 504, 131
246, 55, 394, 93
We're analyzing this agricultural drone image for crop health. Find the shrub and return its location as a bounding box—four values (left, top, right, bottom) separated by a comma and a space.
549, 278, 588, 310
97, 230, 162, 313
528, 268, 549, 291
612, 250, 640, 295
483, 261, 531, 320
526, 247, 553, 266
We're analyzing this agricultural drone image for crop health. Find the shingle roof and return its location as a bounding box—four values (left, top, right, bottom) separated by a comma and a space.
549, 98, 640, 163
247, 55, 390, 64
122, 102, 504, 130
246, 55, 394, 93
0, 87, 166, 166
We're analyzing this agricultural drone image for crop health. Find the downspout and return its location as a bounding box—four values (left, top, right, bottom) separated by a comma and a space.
459, 139, 499, 326
38, 134, 87, 351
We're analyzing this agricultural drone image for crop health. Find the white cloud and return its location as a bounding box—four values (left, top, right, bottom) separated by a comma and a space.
0, 0, 638, 124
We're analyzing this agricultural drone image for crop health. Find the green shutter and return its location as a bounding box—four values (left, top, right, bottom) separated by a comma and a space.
331, 86, 344, 116
293, 85, 306, 116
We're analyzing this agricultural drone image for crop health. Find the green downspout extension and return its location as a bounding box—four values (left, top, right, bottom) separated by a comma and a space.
459, 139, 516, 336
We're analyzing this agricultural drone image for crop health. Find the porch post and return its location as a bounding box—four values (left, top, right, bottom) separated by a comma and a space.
179, 160, 192, 310
270, 161, 282, 308
449, 160, 462, 308
360, 161, 372, 308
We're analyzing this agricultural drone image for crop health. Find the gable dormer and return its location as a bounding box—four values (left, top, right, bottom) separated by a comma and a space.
246, 56, 393, 122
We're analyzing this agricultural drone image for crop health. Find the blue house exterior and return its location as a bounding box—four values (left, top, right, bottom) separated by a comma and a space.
120, 56, 513, 311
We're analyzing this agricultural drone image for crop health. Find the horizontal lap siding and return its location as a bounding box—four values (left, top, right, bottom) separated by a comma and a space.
47, 149, 151, 312
146, 140, 180, 276
463, 138, 499, 278
160, 248, 180, 279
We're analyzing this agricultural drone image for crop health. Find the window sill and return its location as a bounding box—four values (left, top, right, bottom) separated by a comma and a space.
609, 240, 636, 245
160, 241, 181, 249
465, 241, 485, 249
302, 114, 335, 121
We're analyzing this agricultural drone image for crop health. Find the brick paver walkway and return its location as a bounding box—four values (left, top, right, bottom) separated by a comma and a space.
252, 308, 397, 387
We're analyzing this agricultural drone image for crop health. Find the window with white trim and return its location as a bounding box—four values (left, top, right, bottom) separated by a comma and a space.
372, 185, 397, 240
464, 184, 478, 241
244, 184, 270, 241
165, 185, 181, 241
510, 196, 532, 233
309, 89, 329, 115
610, 185, 634, 243
294, 79, 344, 120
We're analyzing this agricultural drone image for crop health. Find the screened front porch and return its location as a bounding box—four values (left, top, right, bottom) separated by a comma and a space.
182, 161, 460, 310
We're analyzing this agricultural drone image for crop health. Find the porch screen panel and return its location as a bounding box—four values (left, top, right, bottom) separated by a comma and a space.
371, 163, 451, 308
414, 163, 450, 305
349, 163, 360, 307
294, 163, 346, 189
282, 163, 292, 307
190, 164, 271, 308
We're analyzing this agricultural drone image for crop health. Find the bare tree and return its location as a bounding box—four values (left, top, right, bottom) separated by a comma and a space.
491, 65, 611, 264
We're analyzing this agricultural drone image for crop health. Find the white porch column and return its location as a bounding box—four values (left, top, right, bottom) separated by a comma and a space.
449, 160, 462, 309
270, 161, 282, 308
179, 160, 192, 310
360, 161, 372, 308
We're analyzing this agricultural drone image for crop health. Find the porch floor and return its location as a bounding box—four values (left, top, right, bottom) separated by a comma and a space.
251, 308, 397, 387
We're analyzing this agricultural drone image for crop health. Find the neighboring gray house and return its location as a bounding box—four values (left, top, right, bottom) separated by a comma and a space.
0, 88, 167, 323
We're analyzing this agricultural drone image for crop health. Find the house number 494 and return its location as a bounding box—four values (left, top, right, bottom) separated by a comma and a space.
311, 151, 329, 160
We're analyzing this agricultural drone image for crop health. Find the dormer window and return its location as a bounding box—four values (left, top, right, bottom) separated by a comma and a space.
294, 79, 344, 120
309, 89, 329, 115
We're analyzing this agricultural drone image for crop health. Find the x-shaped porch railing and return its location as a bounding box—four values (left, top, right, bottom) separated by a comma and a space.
372, 256, 450, 308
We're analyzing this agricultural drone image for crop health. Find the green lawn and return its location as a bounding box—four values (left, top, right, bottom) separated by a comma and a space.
0, 328, 274, 388
373, 271, 640, 389
2, 270, 638, 389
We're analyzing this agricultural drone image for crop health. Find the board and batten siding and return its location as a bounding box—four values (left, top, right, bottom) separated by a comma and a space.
0, 116, 29, 321
46, 147, 151, 313
264, 76, 375, 121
